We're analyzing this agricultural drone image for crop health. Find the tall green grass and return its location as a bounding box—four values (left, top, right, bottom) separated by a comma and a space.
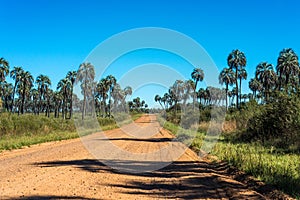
212, 142, 300, 197
157, 115, 300, 198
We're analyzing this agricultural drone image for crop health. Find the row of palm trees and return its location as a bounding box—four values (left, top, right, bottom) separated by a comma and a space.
0, 58, 79, 118
220, 48, 299, 108
0, 59, 139, 119
155, 48, 299, 111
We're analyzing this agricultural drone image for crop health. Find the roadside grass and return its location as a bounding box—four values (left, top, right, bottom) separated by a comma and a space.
212, 141, 300, 197
157, 115, 300, 198
0, 112, 143, 152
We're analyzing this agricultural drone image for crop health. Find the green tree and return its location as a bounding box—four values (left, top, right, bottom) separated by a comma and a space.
219, 68, 235, 110
36, 74, 51, 115
57, 78, 71, 119
276, 48, 299, 91
249, 78, 262, 100
77, 62, 95, 120
0, 57, 9, 83
66, 70, 77, 118
191, 68, 204, 109
19, 71, 34, 114
255, 62, 277, 102
10, 66, 24, 112
227, 49, 247, 108
238, 67, 247, 104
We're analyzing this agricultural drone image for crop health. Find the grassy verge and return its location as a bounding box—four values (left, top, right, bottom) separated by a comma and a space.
212, 141, 300, 198
157, 115, 300, 198
0, 112, 143, 152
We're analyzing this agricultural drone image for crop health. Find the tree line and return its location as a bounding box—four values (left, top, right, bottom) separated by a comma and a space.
0, 60, 147, 119
155, 48, 300, 111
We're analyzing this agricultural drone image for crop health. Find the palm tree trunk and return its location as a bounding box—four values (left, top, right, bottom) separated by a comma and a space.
235, 68, 239, 108
239, 77, 242, 106
69, 87, 73, 119
21, 84, 26, 114
225, 84, 228, 110
11, 80, 17, 112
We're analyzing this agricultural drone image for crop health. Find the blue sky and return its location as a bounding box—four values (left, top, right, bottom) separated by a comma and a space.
1, 0, 300, 107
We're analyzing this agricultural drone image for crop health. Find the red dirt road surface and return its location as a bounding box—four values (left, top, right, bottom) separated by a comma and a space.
0, 115, 267, 199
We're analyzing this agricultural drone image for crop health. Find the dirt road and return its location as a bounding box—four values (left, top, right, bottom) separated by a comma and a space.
0, 115, 266, 199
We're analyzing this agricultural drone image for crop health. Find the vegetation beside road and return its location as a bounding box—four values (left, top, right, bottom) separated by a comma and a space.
155, 48, 300, 198
0, 112, 142, 152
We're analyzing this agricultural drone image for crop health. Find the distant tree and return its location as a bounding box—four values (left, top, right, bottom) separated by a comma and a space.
36, 75, 51, 115
77, 62, 95, 120
66, 70, 77, 118
0, 57, 9, 83
57, 78, 71, 119
10, 66, 24, 112
191, 68, 204, 108
19, 71, 34, 114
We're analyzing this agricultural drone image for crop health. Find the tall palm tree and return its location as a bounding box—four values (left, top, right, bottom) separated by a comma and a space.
219, 68, 235, 110
256, 62, 277, 102
36, 74, 51, 115
191, 68, 204, 108
19, 71, 34, 114
227, 49, 247, 108
0, 58, 9, 83
238, 67, 247, 104
276, 48, 299, 91
77, 62, 95, 120
10, 66, 24, 112
66, 70, 77, 118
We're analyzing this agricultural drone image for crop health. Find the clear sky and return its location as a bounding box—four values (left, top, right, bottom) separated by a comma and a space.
1, 0, 300, 108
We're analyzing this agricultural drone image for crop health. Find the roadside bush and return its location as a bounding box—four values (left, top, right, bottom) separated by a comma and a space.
246, 93, 300, 151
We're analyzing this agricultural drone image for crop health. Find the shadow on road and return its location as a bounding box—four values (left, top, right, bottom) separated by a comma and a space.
34, 159, 265, 199
97, 137, 173, 142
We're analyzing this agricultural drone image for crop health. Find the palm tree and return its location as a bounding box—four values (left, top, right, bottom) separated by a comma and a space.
154, 94, 163, 109
105, 75, 117, 117
0, 58, 9, 83
36, 75, 51, 115
77, 62, 95, 120
66, 70, 77, 118
30, 88, 39, 114
1, 81, 13, 111
191, 68, 204, 108
219, 68, 235, 110
276, 48, 299, 91
256, 62, 277, 102
96, 79, 109, 117
227, 49, 247, 108
122, 86, 132, 111
238, 67, 247, 104
249, 78, 262, 100
10, 66, 24, 112
57, 78, 71, 119
19, 71, 34, 114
